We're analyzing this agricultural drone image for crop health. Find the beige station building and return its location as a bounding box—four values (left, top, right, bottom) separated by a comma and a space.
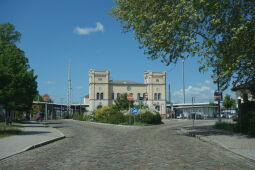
88, 69, 166, 114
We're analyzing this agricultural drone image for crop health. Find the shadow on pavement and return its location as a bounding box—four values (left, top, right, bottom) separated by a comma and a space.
20, 131, 51, 135
180, 125, 254, 139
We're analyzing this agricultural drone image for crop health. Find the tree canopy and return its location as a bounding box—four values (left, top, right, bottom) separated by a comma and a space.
114, 93, 134, 110
223, 94, 236, 109
0, 22, 38, 116
111, 0, 255, 92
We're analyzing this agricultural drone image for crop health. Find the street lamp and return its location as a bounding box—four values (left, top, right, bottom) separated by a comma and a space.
182, 59, 186, 104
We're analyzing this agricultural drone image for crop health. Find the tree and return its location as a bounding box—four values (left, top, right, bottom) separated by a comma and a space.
223, 94, 236, 109
0, 22, 38, 124
111, 0, 255, 92
114, 93, 134, 110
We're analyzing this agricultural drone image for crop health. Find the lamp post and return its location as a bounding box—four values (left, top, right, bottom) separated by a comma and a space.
182, 59, 186, 104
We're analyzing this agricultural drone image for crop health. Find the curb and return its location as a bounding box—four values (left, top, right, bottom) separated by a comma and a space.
0, 130, 65, 161
70, 119, 143, 128
179, 128, 255, 162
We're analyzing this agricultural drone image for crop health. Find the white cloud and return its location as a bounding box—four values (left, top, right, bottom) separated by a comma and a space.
74, 22, 104, 35
173, 81, 215, 103
76, 86, 83, 90
45, 80, 54, 85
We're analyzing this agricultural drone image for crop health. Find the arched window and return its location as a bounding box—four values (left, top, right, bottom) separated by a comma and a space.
100, 93, 104, 100
154, 93, 157, 100
158, 93, 161, 100
96, 93, 100, 100
137, 93, 140, 100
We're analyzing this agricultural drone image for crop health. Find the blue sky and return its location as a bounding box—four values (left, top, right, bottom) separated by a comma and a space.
0, 0, 234, 104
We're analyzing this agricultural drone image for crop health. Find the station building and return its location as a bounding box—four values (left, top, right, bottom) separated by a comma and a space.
88, 69, 166, 114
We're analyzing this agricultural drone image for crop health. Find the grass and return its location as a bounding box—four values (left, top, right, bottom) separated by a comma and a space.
0, 123, 22, 138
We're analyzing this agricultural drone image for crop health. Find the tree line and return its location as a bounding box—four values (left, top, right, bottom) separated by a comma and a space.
0, 23, 38, 124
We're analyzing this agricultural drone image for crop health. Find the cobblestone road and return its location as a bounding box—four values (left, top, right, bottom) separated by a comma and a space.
1, 119, 255, 169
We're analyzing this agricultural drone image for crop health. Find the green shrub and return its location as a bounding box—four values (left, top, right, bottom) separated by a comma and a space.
248, 112, 255, 136
72, 113, 89, 121
62, 113, 71, 119
92, 105, 162, 125
108, 112, 125, 124
214, 122, 237, 132
232, 115, 238, 122
139, 111, 162, 124
94, 105, 118, 122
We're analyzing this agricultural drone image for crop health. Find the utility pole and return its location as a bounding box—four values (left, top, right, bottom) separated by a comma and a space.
217, 68, 221, 123
168, 83, 172, 118
67, 61, 72, 117
182, 59, 186, 104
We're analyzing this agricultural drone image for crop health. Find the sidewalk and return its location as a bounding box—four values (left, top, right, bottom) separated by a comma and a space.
179, 123, 255, 161
0, 121, 65, 160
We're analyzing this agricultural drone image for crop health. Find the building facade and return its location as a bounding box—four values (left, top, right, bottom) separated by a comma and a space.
88, 69, 166, 114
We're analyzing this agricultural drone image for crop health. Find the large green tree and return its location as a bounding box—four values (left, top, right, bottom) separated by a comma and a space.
114, 93, 134, 110
223, 94, 236, 109
111, 0, 255, 93
0, 23, 38, 123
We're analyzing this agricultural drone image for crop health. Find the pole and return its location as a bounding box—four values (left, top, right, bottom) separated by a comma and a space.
192, 97, 194, 128
45, 102, 48, 123
182, 59, 186, 104
129, 101, 131, 124
217, 68, 221, 122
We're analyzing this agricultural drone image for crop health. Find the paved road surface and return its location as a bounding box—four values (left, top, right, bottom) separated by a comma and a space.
1, 119, 255, 169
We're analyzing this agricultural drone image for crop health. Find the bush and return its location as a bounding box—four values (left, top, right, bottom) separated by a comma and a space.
139, 111, 162, 124
214, 122, 237, 132
94, 105, 118, 122
72, 113, 89, 121
62, 113, 71, 119
237, 101, 255, 134
232, 115, 238, 122
92, 105, 162, 125
108, 112, 125, 124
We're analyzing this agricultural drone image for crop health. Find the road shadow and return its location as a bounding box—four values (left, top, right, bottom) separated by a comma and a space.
180, 125, 254, 139
20, 131, 51, 135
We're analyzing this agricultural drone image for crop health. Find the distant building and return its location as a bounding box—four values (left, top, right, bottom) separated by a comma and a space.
170, 103, 218, 118
232, 82, 255, 103
88, 69, 166, 114
83, 95, 89, 105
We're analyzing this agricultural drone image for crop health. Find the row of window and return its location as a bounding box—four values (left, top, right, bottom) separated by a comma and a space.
111, 93, 148, 100
96, 93, 104, 100
154, 93, 161, 100
96, 92, 161, 100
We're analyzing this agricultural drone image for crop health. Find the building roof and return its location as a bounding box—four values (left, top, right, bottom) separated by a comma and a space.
109, 80, 145, 85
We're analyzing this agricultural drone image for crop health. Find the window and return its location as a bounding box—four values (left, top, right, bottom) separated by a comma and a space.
154, 93, 157, 100
100, 93, 104, 100
96, 93, 100, 100
156, 79, 159, 83
112, 93, 114, 100
137, 93, 140, 100
98, 78, 102, 81
158, 93, 161, 100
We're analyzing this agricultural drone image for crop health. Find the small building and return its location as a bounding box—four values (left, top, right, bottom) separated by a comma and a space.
88, 69, 166, 114
83, 95, 89, 105
168, 103, 218, 119
232, 82, 255, 103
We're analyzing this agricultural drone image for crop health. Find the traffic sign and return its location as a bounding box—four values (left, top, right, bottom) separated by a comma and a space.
214, 90, 223, 101
42, 94, 50, 102
131, 108, 138, 114
144, 93, 148, 98
127, 94, 134, 101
